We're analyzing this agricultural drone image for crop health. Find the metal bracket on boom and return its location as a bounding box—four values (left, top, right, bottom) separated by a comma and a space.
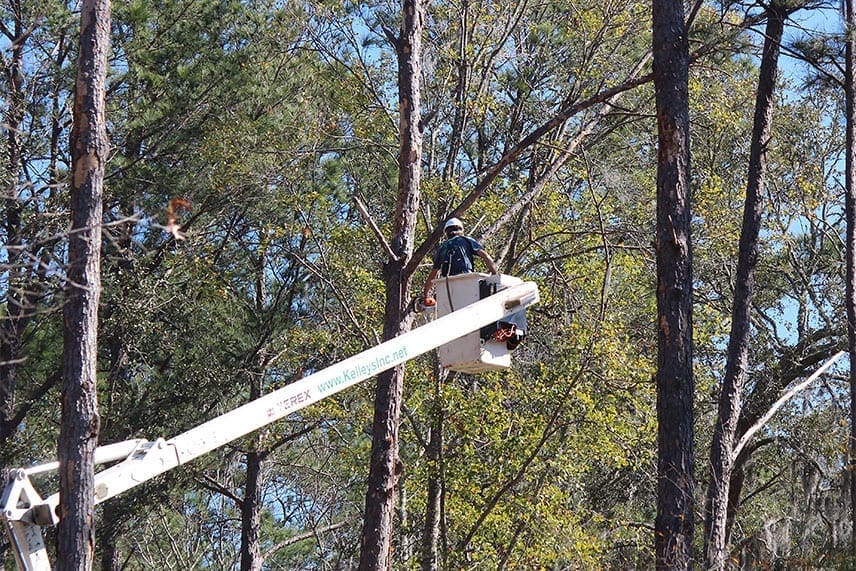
3, 469, 53, 570
2, 438, 176, 571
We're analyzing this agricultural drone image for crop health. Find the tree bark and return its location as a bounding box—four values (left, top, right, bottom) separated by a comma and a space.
57, 0, 110, 568
844, 0, 856, 554
1, 0, 29, 450
98, 502, 122, 571
703, 5, 786, 569
652, 0, 694, 568
1, 5, 72, 451
240, 447, 264, 571
359, 0, 424, 568
420, 368, 447, 571
241, 250, 273, 571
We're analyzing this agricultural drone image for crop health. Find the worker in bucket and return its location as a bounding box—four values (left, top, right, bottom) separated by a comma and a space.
419, 217, 498, 306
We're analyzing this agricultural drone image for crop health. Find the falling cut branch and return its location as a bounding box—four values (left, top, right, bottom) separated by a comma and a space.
731, 350, 846, 461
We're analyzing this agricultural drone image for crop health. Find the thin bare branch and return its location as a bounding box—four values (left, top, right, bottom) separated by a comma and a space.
353, 195, 399, 260
262, 520, 350, 561
732, 351, 846, 461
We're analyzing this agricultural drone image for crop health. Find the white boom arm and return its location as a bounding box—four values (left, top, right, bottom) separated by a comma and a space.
2, 280, 539, 570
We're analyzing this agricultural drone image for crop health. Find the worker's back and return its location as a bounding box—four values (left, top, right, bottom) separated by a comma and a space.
437, 235, 478, 276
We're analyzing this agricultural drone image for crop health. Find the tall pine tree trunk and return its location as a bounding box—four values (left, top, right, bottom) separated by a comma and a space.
240, 330, 266, 570
844, 0, 856, 554
420, 368, 447, 571
359, 0, 424, 567
652, 0, 694, 568
57, 0, 110, 568
98, 503, 122, 571
703, 5, 786, 568
240, 446, 264, 571
1, 0, 28, 450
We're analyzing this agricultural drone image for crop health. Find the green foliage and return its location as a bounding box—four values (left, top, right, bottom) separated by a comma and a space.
4, 0, 855, 568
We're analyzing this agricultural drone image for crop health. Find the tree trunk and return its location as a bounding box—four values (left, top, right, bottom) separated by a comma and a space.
57, 1, 110, 568
359, 0, 424, 568
100, 546, 120, 571
0, 0, 28, 449
652, 0, 694, 568
1, 4, 71, 453
844, 0, 856, 554
98, 502, 122, 571
240, 447, 264, 571
241, 252, 269, 571
359, 266, 415, 570
703, 5, 786, 569
420, 368, 447, 571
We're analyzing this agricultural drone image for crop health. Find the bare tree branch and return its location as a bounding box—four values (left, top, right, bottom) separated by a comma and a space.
262, 520, 350, 562
353, 195, 399, 261
732, 350, 846, 461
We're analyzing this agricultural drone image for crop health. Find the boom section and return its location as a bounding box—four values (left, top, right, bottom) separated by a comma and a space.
176, 280, 535, 465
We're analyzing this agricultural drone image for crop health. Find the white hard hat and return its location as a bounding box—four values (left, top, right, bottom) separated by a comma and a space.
444, 217, 463, 231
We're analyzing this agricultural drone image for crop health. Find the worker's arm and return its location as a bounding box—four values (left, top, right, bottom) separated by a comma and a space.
477, 250, 498, 274
421, 267, 440, 298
